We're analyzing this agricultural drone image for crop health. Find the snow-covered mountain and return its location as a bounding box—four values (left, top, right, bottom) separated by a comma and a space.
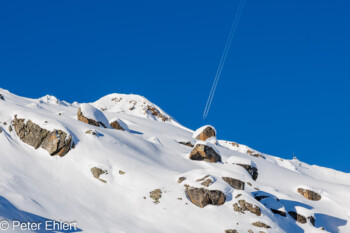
0, 87, 349, 233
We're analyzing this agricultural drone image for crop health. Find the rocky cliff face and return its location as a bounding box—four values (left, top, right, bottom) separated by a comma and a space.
12, 116, 72, 156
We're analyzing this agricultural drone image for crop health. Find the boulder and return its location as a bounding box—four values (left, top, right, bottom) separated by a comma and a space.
110, 120, 125, 131
225, 230, 238, 233
185, 186, 226, 208
236, 163, 258, 181
222, 177, 245, 190
177, 177, 187, 183
288, 211, 307, 224
178, 141, 194, 147
252, 222, 271, 229
91, 167, 108, 183
0, 94, 4, 100
193, 125, 216, 141
150, 189, 162, 204
189, 143, 221, 163
233, 199, 261, 216
271, 208, 286, 217
77, 104, 108, 128
12, 116, 72, 156
41, 130, 72, 156
297, 188, 321, 201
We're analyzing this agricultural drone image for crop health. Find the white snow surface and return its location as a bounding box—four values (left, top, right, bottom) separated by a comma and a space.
0, 88, 349, 233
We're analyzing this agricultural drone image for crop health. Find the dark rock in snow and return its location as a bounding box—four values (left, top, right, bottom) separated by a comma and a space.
185, 186, 226, 208
194, 125, 216, 141
0, 94, 4, 100
288, 211, 307, 224
77, 108, 107, 128
297, 188, 321, 201
177, 177, 187, 183
12, 116, 72, 156
189, 143, 221, 163
224, 230, 238, 233
150, 189, 162, 204
233, 199, 261, 216
252, 222, 271, 229
178, 141, 194, 147
91, 167, 108, 183
235, 163, 258, 181
222, 177, 245, 190
271, 208, 286, 217
110, 120, 125, 131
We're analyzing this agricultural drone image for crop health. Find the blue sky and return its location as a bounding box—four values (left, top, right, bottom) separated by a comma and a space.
1, 0, 349, 172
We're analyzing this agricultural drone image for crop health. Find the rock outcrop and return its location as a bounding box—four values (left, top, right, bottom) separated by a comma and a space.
177, 177, 187, 183
297, 188, 321, 201
236, 163, 258, 181
185, 186, 226, 208
224, 230, 238, 233
189, 143, 221, 163
77, 107, 107, 128
288, 211, 315, 225
252, 222, 271, 229
13, 116, 72, 156
150, 189, 162, 204
110, 120, 125, 131
233, 199, 261, 216
178, 141, 194, 147
91, 167, 108, 183
0, 94, 4, 100
222, 177, 245, 190
193, 125, 216, 141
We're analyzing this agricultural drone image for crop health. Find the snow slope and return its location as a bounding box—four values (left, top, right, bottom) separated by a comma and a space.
0, 87, 349, 233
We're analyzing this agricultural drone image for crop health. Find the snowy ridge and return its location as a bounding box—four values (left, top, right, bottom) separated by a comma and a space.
0, 87, 349, 233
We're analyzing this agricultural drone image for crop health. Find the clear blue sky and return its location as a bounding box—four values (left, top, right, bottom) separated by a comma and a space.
1, 1, 349, 172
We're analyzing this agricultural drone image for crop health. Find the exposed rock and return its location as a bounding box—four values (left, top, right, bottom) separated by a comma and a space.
233, 199, 261, 216
185, 186, 226, 208
288, 211, 307, 224
254, 195, 269, 201
177, 177, 187, 183
235, 194, 242, 199
201, 179, 213, 187
189, 143, 221, 163
224, 230, 238, 233
247, 182, 252, 186
12, 116, 72, 156
222, 177, 245, 190
194, 125, 216, 141
110, 120, 125, 131
85, 130, 97, 135
271, 208, 286, 217
247, 150, 265, 159
308, 216, 316, 226
0, 94, 4, 100
41, 130, 72, 156
150, 189, 162, 204
236, 163, 258, 181
119, 170, 126, 175
13, 117, 49, 149
0, 128, 2, 133
77, 108, 107, 128
146, 105, 170, 122
3, 122, 6, 125
196, 175, 210, 182
252, 222, 271, 229
178, 141, 194, 147
8, 125, 12, 132
297, 188, 321, 201
91, 167, 108, 183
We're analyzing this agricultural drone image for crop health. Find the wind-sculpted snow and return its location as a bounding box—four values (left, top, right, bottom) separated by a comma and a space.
0, 87, 349, 233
